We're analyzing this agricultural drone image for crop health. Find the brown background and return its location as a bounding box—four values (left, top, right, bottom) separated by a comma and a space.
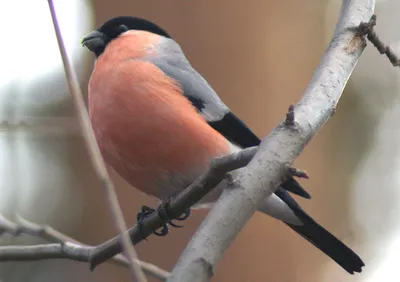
3, 0, 396, 281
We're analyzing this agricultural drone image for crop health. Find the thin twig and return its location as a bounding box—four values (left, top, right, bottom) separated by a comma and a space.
356, 14, 400, 67
0, 215, 169, 281
46, 1, 146, 281
166, 0, 374, 281
0, 146, 259, 275
88, 146, 260, 269
0, 243, 89, 262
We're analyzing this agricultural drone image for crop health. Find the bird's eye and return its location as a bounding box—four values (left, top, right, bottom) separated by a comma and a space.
117, 24, 128, 34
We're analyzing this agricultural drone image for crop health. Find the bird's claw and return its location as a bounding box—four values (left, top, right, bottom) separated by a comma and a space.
136, 201, 192, 238
176, 209, 191, 221
137, 205, 170, 237
167, 209, 191, 228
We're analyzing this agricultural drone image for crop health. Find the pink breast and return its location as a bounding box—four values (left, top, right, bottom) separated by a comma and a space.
89, 54, 230, 200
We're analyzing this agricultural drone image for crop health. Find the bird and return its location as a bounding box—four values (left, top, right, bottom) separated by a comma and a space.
82, 16, 364, 274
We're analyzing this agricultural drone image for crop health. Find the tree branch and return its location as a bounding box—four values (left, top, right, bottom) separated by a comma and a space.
88, 146, 259, 269
166, 1, 375, 281
46, 1, 147, 281
355, 14, 400, 67
41, 1, 379, 280
0, 243, 89, 262
0, 215, 169, 281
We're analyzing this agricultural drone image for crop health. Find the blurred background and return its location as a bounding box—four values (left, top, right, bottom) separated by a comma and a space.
0, 0, 398, 281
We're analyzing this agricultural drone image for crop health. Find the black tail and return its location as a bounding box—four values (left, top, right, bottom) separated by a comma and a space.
286, 216, 364, 274
275, 189, 364, 274
208, 111, 364, 272
281, 177, 311, 199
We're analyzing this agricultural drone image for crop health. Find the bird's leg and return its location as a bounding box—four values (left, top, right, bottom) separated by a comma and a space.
136, 206, 169, 238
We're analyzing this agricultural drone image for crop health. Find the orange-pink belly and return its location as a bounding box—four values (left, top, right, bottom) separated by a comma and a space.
88, 59, 230, 200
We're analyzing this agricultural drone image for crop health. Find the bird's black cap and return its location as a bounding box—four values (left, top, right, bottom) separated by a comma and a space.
82, 16, 171, 57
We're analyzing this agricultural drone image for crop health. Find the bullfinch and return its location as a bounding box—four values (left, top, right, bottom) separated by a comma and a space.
82, 16, 364, 274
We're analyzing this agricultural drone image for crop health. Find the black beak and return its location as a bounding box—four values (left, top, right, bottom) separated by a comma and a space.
81, 30, 109, 56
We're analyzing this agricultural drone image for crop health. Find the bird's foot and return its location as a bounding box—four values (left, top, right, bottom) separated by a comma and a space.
136, 200, 191, 238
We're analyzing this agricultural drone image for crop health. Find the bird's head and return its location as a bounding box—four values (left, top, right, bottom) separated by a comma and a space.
82, 16, 171, 57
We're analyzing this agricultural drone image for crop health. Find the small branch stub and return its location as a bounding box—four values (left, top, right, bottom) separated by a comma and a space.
285, 105, 295, 126
356, 14, 400, 67
288, 167, 309, 179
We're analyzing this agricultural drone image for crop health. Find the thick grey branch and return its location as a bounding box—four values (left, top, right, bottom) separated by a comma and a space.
167, 1, 375, 281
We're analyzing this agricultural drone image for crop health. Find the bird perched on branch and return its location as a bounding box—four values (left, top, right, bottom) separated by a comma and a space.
82, 16, 364, 274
